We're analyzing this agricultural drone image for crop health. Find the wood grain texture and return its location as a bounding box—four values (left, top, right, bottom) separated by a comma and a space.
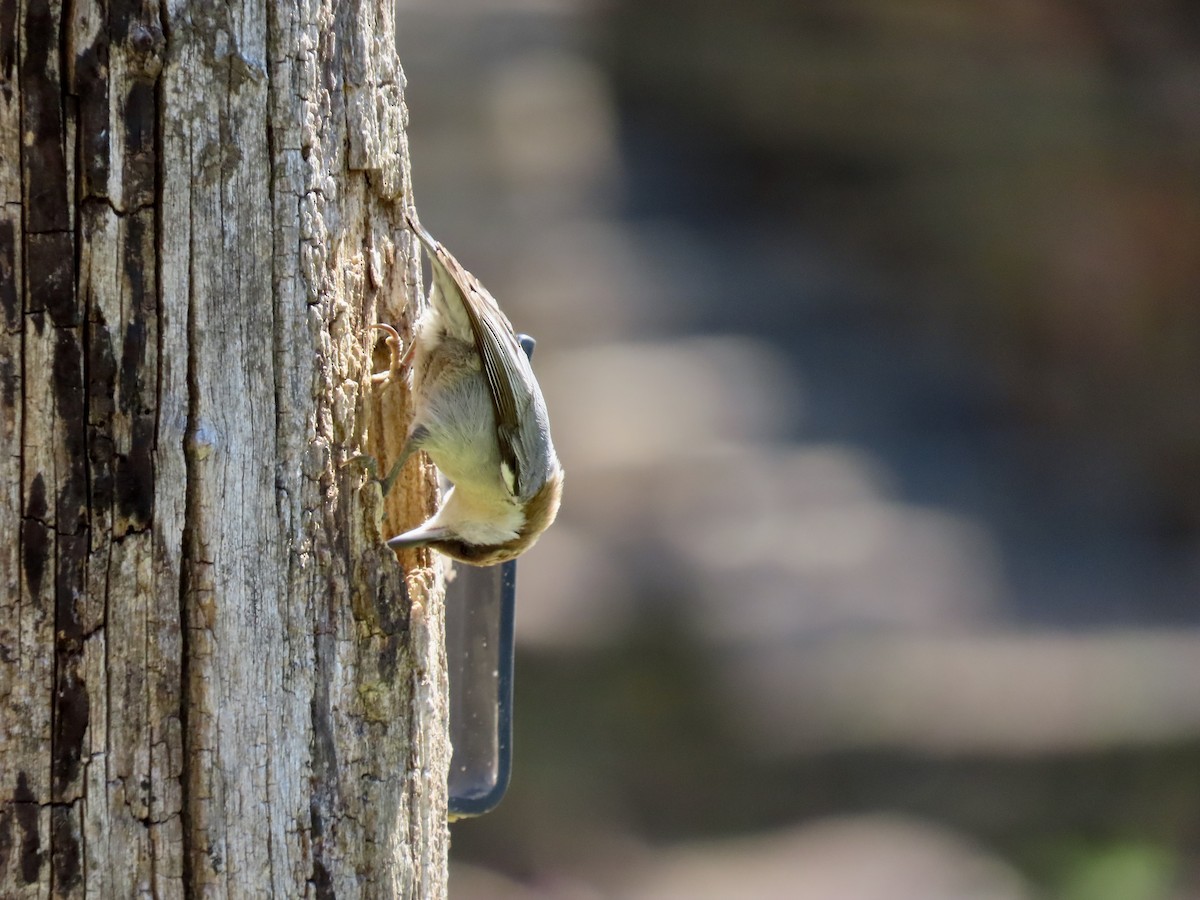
0, 0, 449, 895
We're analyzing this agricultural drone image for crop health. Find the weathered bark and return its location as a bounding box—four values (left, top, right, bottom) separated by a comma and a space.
0, 0, 449, 896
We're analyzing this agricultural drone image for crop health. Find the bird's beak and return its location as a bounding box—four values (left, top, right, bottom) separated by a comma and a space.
387, 523, 455, 550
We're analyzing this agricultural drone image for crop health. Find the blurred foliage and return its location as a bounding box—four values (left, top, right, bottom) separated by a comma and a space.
1043, 839, 1181, 900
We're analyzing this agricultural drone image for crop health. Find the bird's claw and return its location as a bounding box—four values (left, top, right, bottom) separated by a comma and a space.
370, 322, 414, 384
343, 451, 407, 498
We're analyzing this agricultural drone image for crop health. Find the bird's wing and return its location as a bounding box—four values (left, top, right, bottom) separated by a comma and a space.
407, 213, 538, 496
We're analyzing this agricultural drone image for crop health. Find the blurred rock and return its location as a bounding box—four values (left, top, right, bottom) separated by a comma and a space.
486, 52, 623, 212
653, 447, 1004, 641
537, 337, 803, 471
614, 815, 1032, 900
449, 862, 541, 900
725, 630, 1200, 755
516, 522, 637, 648
507, 219, 691, 344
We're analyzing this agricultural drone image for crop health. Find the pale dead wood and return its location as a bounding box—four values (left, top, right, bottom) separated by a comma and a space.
0, 0, 449, 896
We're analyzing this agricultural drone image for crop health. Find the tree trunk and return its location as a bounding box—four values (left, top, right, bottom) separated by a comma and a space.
0, 0, 449, 896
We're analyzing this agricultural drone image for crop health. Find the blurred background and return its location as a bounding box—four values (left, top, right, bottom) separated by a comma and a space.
395, 1, 1200, 897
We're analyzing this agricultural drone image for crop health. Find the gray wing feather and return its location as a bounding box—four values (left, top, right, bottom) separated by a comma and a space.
407, 213, 551, 498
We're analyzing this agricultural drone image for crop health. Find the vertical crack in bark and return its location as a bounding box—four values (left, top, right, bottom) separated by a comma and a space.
152, 0, 168, 499
14, 0, 27, 728
309, 611, 337, 900
151, 1, 170, 887
262, 18, 279, 889
177, 107, 198, 900
68, 4, 91, 888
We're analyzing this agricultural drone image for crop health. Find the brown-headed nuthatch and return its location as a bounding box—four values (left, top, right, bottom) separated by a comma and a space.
372, 214, 563, 565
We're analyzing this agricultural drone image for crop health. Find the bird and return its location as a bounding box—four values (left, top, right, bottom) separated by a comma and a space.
369, 213, 563, 565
